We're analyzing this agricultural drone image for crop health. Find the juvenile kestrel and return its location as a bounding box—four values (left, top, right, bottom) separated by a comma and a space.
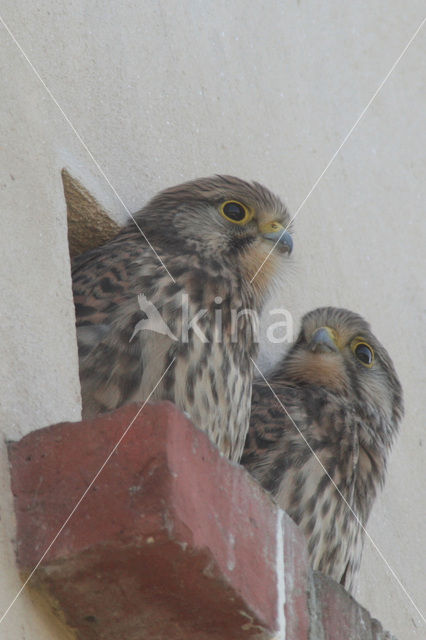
72, 175, 293, 462
242, 307, 403, 591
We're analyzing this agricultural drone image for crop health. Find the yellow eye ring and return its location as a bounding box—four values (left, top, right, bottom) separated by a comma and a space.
220, 200, 253, 225
351, 339, 374, 367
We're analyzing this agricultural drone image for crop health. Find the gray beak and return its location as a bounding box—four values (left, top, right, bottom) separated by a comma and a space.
309, 327, 339, 353
262, 229, 293, 254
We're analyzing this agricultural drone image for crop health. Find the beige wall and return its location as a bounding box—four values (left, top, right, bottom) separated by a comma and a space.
0, 2, 425, 638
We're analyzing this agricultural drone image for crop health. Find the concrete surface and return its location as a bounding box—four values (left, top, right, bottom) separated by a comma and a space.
0, 1, 425, 638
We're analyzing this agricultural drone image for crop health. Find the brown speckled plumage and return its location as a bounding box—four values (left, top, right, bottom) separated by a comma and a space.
242, 307, 403, 591
72, 175, 293, 461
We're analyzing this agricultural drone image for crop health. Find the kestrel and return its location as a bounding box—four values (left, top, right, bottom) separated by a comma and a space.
72, 175, 293, 462
242, 307, 403, 591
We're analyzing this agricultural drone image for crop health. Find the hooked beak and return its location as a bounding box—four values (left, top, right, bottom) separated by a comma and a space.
259, 221, 293, 255
308, 327, 339, 354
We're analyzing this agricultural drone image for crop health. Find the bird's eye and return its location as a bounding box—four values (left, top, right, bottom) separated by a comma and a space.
352, 340, 374, 367
220, 200, 253, 225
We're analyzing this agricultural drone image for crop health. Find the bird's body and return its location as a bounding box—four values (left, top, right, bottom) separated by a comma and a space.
73, 176, 293, 461
242, 307, 403, 591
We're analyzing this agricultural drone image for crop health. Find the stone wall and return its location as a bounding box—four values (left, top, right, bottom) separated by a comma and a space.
0, 2, 425, 637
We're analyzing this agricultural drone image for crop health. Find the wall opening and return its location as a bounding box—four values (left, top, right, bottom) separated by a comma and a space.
61, 168, 121, 259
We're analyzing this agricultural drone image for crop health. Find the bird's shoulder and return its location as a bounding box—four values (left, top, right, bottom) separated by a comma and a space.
247, 380, 357, 459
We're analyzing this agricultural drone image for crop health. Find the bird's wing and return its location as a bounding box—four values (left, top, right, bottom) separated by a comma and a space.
243, 380, 365, 592
72, 235, 171, 417
243, 381, 313, 492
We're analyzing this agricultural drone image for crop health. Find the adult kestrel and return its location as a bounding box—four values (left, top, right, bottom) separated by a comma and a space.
242, 307, 403, 591
72, 175, 293, 462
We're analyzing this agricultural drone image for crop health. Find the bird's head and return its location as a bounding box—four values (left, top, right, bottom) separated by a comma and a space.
282, 307, 404, 429
137, 175, 293, 299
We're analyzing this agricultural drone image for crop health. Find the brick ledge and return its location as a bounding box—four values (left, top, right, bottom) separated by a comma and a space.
7, 402, 396, 640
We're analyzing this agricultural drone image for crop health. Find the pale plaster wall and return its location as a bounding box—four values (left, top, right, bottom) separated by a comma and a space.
0, 1, 424, 638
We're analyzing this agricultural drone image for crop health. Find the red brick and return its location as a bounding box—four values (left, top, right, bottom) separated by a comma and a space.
371, 618, 397, 640
8, 402, 296, 640
8, 403, 398, 640
312, 571, 394, 640
283, 511, 310, 640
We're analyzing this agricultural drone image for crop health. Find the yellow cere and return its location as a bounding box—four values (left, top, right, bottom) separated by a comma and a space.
258, 220, 285, 234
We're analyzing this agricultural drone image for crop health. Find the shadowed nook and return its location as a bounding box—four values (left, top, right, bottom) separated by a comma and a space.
62, 168, 121, 258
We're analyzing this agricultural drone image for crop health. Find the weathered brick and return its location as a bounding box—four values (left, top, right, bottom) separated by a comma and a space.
7, 402, 397, 640
8, 402, 291, 640
310, 572, 397, 640
283, 511, 310, 640
370, 618, 398, 640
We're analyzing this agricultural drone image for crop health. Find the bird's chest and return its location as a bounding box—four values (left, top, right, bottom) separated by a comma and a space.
172, 300, 257, 459
276, 431, 363, 582
137, 285, 258, 461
